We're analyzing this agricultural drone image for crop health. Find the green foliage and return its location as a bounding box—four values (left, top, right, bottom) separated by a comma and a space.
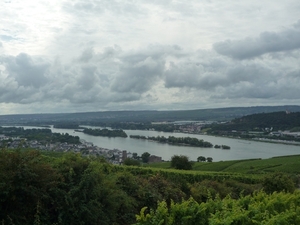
192, 159, 251, 171
171, 155, 193, 170
197, 156, 206, 162
0, 148, 298, 225
135, 191, 300, 225
0, 150, 138, 225
221, 155, 300, 174
0, 149, 61, 225
0, 127, 81, 144
207, 157, 213, 162
290, 126, 300, 132
144, 162, 171, 169
145, 155, 300, 175
135, 198, 209, 225
83, 128, 128, 138
263, 172, 296, 194
135, 135, 213, 147
208, 111, 300, 132
124, 158, 141, 166
141, 152, 151, 163
221, 145, 230, 149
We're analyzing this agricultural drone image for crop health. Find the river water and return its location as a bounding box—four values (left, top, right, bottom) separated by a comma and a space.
18, 125, 300, 162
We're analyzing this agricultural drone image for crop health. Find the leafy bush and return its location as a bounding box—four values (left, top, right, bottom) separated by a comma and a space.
171, 155, 193, 170
263, 172, 296, 193
124, 158, 141, 166
135, 191, 300, 225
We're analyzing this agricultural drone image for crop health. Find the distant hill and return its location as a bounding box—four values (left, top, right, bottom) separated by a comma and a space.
1, 105, 300, 126
209, 111, 300, 132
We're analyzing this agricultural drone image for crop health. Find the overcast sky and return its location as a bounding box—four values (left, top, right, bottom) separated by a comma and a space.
0, 0, 300, 115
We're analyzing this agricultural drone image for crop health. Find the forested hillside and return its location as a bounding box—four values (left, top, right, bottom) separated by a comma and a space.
1, 106, 300, 126
208, 111, 300, 132
0, 149, 299, 224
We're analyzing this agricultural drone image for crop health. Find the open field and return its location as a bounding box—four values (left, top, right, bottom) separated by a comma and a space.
145, 155, 300, 174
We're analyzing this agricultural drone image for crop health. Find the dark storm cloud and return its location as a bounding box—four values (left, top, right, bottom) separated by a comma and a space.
213, 20, 300, 59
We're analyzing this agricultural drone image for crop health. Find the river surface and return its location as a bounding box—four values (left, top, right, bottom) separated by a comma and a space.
17, 125, 300, 162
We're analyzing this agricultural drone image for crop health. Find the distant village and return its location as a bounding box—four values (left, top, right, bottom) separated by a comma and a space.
0, 135, 162, 164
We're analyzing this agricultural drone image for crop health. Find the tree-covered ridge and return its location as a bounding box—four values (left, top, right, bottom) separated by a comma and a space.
130, 135, 214, 147
2, 106, 300, 126
0, 126, 80, 144
209, 111, 300, 132
82, 128, 128, 137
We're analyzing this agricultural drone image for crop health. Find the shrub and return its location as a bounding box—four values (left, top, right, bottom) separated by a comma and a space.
171, 155, 193, 170
263, 172, 295, 194
124, 158, 141, 166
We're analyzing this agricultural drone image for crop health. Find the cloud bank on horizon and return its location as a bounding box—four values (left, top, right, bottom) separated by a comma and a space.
0, 0, 300, 114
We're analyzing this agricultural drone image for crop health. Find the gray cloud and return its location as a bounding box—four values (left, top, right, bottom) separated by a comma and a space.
0, 45, 177, 106
164, 48, 300, 102
214, 20, 300, 59
63, 0, 144, 18
111, 44, 184, 95
78, 48, 94, 62
1, 43, 300, 113
3, 53, 50, 88
111, 56, 164, 94
1, 0, 300, 113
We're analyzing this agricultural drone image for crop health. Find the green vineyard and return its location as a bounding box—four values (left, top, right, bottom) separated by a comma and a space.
0, 148, 299, 224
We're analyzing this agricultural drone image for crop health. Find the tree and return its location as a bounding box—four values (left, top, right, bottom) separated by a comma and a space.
207, 157, 213, 162
132, 152, 138, 159
171, 155, 192, 170
197, 156, 206, 162
141, 152, 150, 163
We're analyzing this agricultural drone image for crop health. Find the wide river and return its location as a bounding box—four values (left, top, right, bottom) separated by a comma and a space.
19, 125, 300, 162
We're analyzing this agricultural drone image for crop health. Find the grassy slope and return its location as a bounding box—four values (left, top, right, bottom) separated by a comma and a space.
145, 155, 300, 174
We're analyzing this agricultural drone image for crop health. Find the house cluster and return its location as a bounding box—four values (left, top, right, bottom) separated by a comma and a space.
174, 121, 215, 134
0, 135, 163, 164
270, 131, 300, 138
0, 135, 122, 162
177, 124, 202, 133
108, 150, 162, 164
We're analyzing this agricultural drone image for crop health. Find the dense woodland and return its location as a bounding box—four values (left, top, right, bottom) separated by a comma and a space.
0, 127, 80, 144
208, 111, 300, 133
130, 135, 214, 147
82, 128, 128, 138
0, 148, 299, 224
